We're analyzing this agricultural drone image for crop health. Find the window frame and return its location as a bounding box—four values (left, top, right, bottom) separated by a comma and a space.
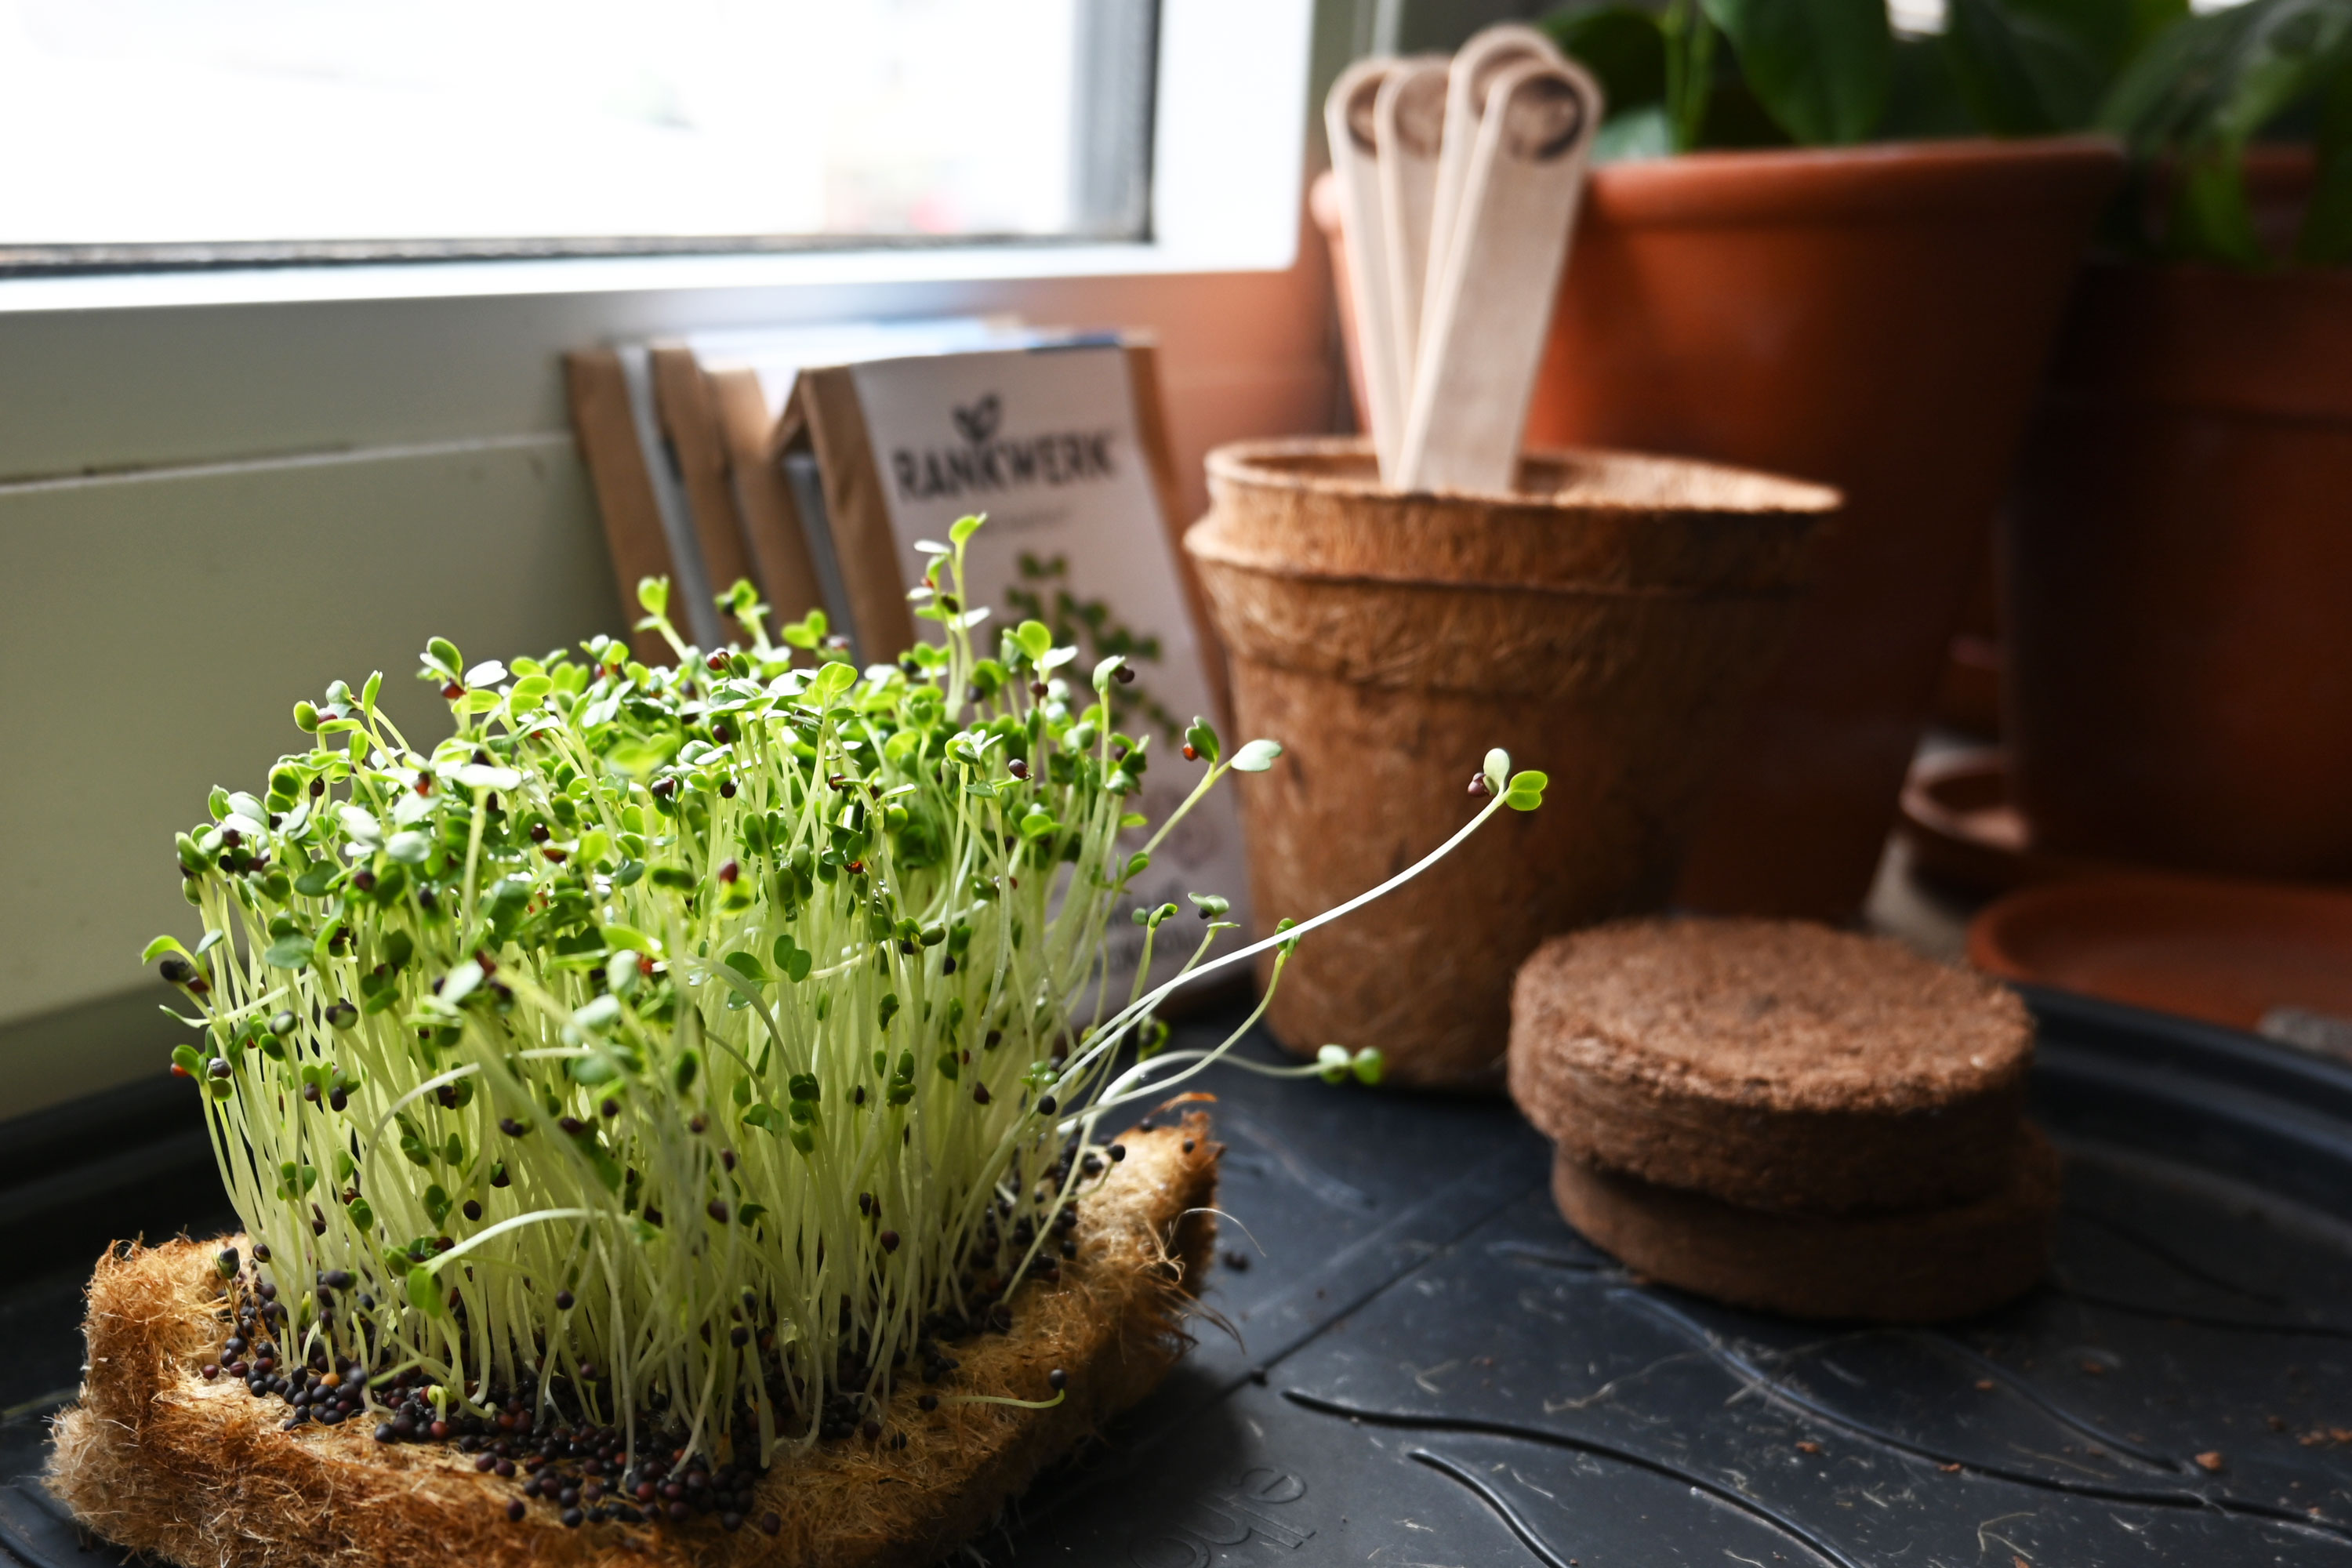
0, 0, 1312, 316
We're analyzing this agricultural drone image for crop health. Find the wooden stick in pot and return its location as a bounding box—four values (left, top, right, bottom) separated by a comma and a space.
1421, 22, 1564, 362
1374, 56, 1449, 405
1323, 56, 1408, 481
1396, 56, 1602, 495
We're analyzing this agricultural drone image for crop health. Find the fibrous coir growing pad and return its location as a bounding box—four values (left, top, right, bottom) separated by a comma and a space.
1551, 1129, 2060, 1323
1509, 917, 2034, 1214
49, 1122, 1216, 1568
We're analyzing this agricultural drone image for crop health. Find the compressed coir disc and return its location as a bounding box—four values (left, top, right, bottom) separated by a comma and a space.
1510, 918, 2034, 1214
1552, 1129, 2060, 1323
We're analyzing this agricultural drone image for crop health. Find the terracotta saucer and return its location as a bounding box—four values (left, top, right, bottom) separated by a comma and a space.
1897, 748, 2107, 897
1970, 872, 2352, 1035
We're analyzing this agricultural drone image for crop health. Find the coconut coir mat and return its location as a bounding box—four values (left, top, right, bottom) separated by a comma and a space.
48, 1119, 1218, 1568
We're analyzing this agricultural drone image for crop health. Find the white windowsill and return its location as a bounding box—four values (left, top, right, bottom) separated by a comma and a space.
0, 237, 1285, 316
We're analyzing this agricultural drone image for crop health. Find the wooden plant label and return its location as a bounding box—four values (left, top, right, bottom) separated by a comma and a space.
1323, 56, 1408, 480
1421, 21, 1564, 365
1374, 56, 1449, 404
1398, 56, 1602, 495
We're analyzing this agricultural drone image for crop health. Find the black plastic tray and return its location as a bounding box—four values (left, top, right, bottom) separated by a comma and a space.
7, 985, 2352, 1566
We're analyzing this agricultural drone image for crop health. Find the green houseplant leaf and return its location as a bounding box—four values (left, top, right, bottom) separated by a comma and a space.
1944, 0, 2106, 132
2101, 0, 2352, 264
1700, 0, 1894, 143
1550, 0, 2183, 151
1548, 5, 1670, 119
1949, 0, 2189, 129
2303, 63, 2352, 262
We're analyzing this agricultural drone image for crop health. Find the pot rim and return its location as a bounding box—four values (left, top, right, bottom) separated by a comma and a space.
2078, 254, 2352, 292
1204, 435, 1842, 516
1184, 529, 1809, 601
1584, 135, 2125, 227
1311, 136, 2127, 235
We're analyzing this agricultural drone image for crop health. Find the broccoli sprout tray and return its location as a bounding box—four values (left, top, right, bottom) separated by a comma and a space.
8, 985, 2352, 1567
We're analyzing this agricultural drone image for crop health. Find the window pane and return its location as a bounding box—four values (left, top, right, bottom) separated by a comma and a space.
0, 0, 1156, 261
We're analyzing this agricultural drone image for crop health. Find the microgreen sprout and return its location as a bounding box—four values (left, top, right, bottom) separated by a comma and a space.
145, 516, 1547, 1472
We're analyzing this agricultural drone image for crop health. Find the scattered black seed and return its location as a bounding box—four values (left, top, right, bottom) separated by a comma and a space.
506, 1500, 526, 1522
1107, 1144, 1126, 1163
1047, 1368, 1067, 1392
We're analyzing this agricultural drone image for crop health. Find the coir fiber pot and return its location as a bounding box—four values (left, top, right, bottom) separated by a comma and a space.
2004, 261, 2352, 880
1312, 137, 2120, 919
1184, 437, 1839, 1088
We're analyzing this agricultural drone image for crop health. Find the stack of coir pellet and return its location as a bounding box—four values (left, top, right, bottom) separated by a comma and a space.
1508, 918, 2056, 1322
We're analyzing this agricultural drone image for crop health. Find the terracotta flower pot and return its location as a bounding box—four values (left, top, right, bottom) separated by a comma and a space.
1184, 437, 1839, 1088
2004, 262, 2352, 881
1312, 136, 2122, 919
